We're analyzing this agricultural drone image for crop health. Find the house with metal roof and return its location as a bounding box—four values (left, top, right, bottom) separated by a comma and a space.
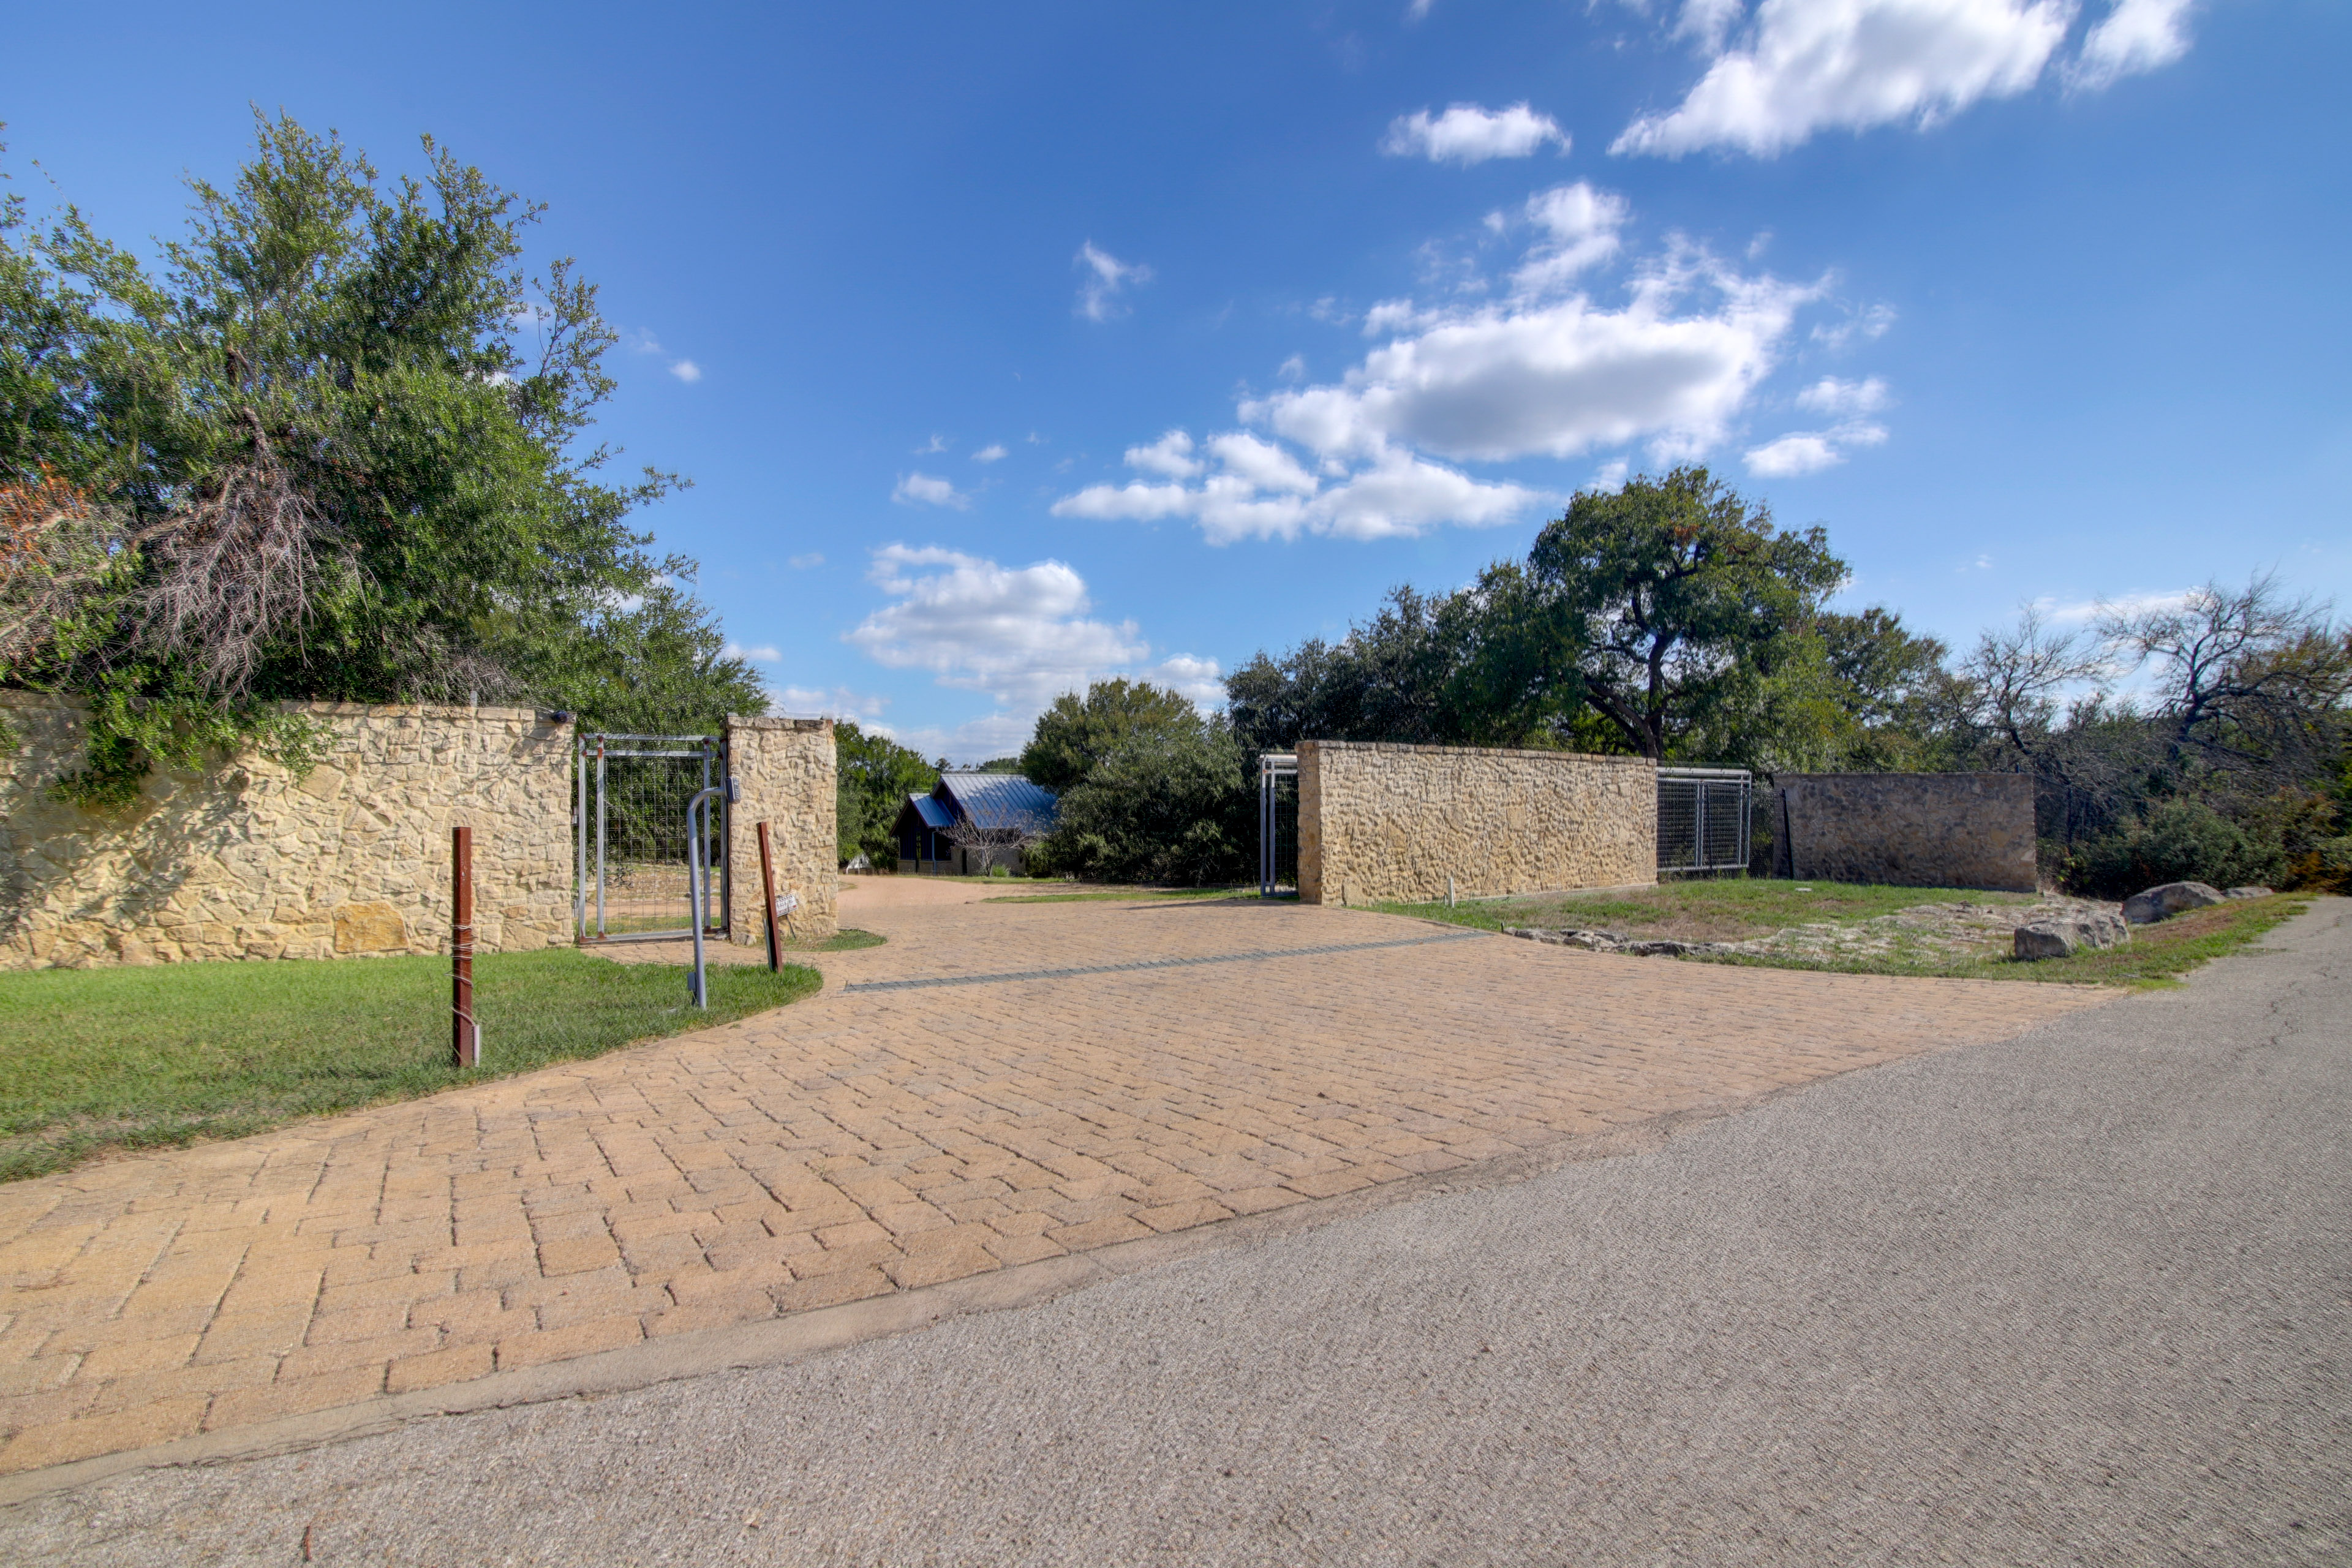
891, 772, 1059, 876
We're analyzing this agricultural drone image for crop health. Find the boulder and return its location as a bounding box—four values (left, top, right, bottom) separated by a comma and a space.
2225, 886, 2273, 900
2122, 881, 2226, 925
2013, 910, 2130, 961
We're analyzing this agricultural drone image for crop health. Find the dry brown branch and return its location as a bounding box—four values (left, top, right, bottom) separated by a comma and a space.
132, 443, 347, 696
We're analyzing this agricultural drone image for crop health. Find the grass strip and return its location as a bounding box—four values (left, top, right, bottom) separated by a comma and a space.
0, 949, 820, 1183
1379, 878, 2041, 944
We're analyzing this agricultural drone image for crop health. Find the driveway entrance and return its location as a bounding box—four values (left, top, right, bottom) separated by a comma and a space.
0, 888, 2113, 1479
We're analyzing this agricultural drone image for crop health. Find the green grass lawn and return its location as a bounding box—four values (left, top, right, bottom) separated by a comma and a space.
0, 949, 821, 1183
982, 886, 1251, 905
1382, 878, 2312, 988
1379, 878, 2041, 943
783, 927, 886, 952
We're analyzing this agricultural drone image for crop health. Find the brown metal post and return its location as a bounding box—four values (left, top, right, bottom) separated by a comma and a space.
452, 826, 478, 1069
756, 820, 782, 972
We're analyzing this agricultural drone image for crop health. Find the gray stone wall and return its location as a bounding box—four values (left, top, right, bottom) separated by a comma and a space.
1773, 772, 2037, 893
724, 716, 840, 945
1298, 740, 1656, 905
0, 693, 575, 970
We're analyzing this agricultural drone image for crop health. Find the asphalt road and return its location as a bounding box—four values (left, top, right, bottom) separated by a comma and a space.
6, 900, 2346, 1566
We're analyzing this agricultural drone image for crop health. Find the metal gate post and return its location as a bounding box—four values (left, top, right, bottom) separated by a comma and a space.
594, 737, 608, 938
574, 734, 589, 939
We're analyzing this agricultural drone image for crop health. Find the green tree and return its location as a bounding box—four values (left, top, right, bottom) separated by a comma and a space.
1, 113, 747, 801
1019, 679, 1201, 793
834, 722, 941, 868
1527, 466, 1847, 760
1039, 717, 1252, 886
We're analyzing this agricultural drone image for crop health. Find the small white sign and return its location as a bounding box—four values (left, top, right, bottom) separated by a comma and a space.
773, 891, 801, 918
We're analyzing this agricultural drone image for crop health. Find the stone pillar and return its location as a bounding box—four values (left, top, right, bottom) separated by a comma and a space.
724, 716, 840, 944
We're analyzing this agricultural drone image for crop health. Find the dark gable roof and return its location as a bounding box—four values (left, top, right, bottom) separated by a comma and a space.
905, 794, 956, 831
938, 772, 1058, 831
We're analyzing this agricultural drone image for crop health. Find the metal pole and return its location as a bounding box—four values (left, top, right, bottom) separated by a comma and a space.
1694, 781, 1708, 873
452, 826, 478, 1068
594, 739, 608, 938
684, 783, 728, 1008
758, 820, 782, 972
717, 739, 733, 937
574, 733, 588, 940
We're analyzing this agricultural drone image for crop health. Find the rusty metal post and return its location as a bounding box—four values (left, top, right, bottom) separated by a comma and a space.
757, 821, 783, 972
452, 826, 479, 1069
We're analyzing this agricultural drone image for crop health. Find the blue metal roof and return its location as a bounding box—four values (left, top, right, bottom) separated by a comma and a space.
907, 794, 956, 830
938, 773, 1058, 832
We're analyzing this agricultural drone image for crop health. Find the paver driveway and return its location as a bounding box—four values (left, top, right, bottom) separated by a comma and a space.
0, 883, 2113, 1478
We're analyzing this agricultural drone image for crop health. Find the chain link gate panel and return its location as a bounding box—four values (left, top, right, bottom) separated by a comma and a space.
1657, 767, 1752, 877
576, 734, 729, 942
1259, 752, 1298, 897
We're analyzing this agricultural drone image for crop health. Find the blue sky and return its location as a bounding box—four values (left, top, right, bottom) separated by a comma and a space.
6, 0, 2346, 758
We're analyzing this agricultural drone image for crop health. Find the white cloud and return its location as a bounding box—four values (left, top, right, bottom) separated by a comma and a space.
2034, 587, 2193, 625
915, 433, 948, 454
2069, 0, 2196, 88
772, 685, 891, 722
1143, 654, 1227, 709
1812, 301, 1898, 349
972, 443, 1009, 463
845, 545, 1149, 710
1055, 184, 1835, 542
1507, 183, 1634, 298
669, 359, 703, 383
788, 552, 825, 570
1248, 244, 1811, 464
1278, 354, 1307, 382
1613, 0, 2076, 158
1743, 418, 1887, 475
1076, 241, 1152, 322
1795, 374, 1891, 417
723, 642, 782, 663
1126, 429, 1203, 479
892, 472, 970, 510
1381, 102, 1569, 165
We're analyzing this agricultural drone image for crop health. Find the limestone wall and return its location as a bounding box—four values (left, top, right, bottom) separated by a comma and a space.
1773, 772, 2037, 893
1298, 740, 1656, 905
0, 693, 575, 970
724, 716, 840, 946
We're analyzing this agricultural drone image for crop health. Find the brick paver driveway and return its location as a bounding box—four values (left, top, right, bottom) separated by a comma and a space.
0, 884, 2112, 1477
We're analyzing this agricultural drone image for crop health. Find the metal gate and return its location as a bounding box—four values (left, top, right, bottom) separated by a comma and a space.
1657, 766, 1751, 876
1258, 752, 1298, 897
576, 733, 729, 942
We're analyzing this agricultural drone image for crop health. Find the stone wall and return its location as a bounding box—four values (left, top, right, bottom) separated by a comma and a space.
1773, 772, 2037, 893
723, 716, 839, 946
1297, 740, 1656, 905
0, 693, 574, 970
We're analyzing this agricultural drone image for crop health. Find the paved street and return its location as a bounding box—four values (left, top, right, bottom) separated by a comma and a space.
0, 899, 2341, 1563
0, 881, 2101, 1479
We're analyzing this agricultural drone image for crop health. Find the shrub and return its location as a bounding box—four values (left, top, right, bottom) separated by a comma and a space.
2290, 834, 2352, 894
1038, 722, 1251, 886
2064, 797, 2286, 897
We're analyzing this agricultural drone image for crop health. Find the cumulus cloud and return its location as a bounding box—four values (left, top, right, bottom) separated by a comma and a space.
1795, 374, 1891, 417
1812, 301, 1897, 349
1143, 654, 1228, 709
1381, 102, 1569, 164
772, 685, 892, 722
1613, 0, 2076, 158
1250, 246, 1811, 464
845, 546, 1149, 710
1055, 183, 1850, 540
788, 552, 825, 570
723, 642, 782, 663
1126, 429, 1204, 480
669, 359, 703, 383
892, 472, 970, 510
1744, 418, 1887, 475
1507, 183, 1634, 298
2070, 0, 2196, 88
972, 443, 1009, 463
1076, 242, 1152, 322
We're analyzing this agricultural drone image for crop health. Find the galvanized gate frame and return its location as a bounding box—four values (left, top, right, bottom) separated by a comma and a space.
575, 732, 731, 943
1656, 766, 1752, 876
1258, 752, 1298, 898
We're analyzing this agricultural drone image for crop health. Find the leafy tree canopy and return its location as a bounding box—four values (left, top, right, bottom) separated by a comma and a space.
835, 722, 941, 868
1019, 678, 1201, 794
0, 113, 755, 801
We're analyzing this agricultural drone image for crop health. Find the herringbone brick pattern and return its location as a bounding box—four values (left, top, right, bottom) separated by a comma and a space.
0, 890, 2110, 1474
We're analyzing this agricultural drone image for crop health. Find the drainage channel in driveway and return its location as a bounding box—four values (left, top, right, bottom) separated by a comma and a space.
840, 929, 1488, 993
